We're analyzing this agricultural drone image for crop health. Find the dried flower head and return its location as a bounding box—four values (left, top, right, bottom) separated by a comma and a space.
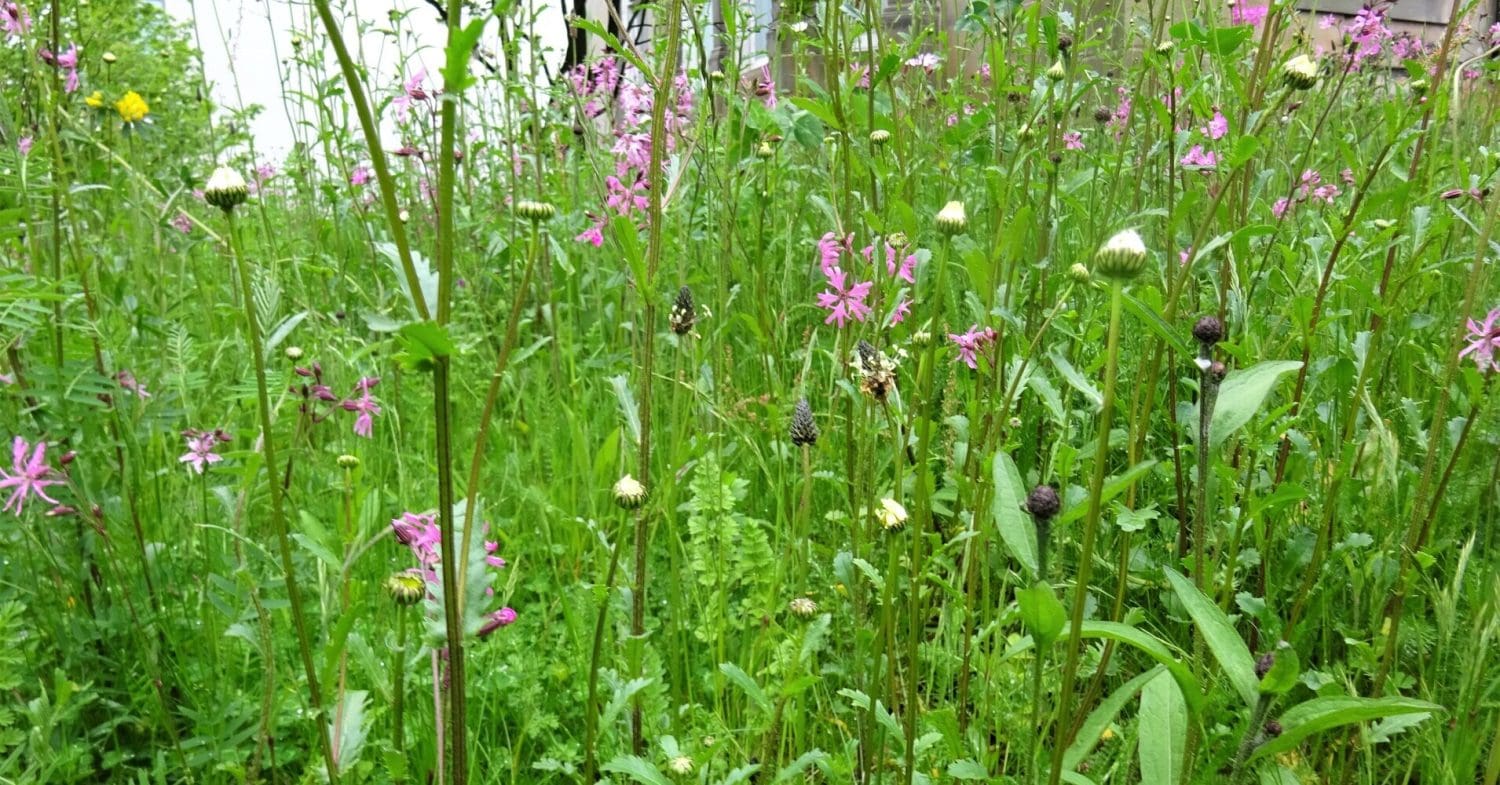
852, 341, 898, 402
1025, 485, 1061, 520
670, 286, 695, 335
336, 454, 360, 470
790, 399, 819, 446
1192, 315, 1224, 346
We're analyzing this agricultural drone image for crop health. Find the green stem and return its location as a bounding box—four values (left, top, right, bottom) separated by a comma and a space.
584, 514, 627, 783
226, 209, 339, 784
1047, 281, 1125, 785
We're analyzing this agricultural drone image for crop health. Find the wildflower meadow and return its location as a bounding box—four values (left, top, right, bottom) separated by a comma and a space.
2, 0, 1499, 782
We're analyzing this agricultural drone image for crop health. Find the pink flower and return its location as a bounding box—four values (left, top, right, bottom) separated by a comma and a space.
1319, 14, 1339, 29
1460, 307, 1500, 372
340, 377, 382, 438
0, 436, 62, 515
1179, 247, 1193, 266
170, 212, 192, 234
1180, 145, 1218, 169
1229, 3, 1267, 26
479, 606, 517, 637
1490, 22, 1500, 46
17, 136, 32, 156
948, 325, 997, 369
57, 43, 79, 93
888, 297, 912, 326
753, 66, 777, 109
1063, 131, 1084, 150
1344, 6, 1392, 69
575, 222, 605, 247
392, 512, 442, 563
1272, 197, 1292, 220
394, 67, 428, 121
861, 242, 918, 283
818, 232, 852, 276
905, 52, 941, 73
946, 114, 959, 127
2, 2, 30, 39
850, 63, 871, 89
350, 165, 371, 186
1107, 87, 1133, 139
179, 429, 228, 475
1204, 110, 1228, 140
484, 539, 507, 568
816, 267, 873, 328
605, 174, 650, 216
116, 370, 151, 398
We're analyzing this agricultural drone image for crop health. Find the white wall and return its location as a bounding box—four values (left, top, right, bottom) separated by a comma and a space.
164, 0, 572, 159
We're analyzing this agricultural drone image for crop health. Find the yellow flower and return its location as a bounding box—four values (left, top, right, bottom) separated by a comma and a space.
84, 91, 104, 108
115, 91, 149, 123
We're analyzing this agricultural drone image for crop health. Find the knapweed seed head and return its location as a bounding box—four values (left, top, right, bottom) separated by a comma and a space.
613, 474, 647, 509
515, 200, 556, 222
1093, 105, 1113, 124
1192, 315, 1225, 346
1094, 229, 1148, 281
936, 201, 968, 235
876, 497, 909, 531
204, 166, 249, 212
1281, 54, 1318, 90
790, 399, 819, 446
789, 596, 818, 618
385, 572, 426, 606
1025, 485, 1061, 520
1255, 651, 1276, 679
669, 285, 696, 335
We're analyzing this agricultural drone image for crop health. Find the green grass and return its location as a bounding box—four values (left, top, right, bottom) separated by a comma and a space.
1, 0, 1499, 783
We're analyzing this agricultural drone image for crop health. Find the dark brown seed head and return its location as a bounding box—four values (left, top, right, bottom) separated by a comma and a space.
1057, 34, 1074, 52
1255, 651, 1275, 679
1025, 485, 1061, 520
1192, 315, 1224, 346
1093, 106, 1113, 124
1263, 720, 1283, 737
790, 399, 819, 446
670, 285, 695, 335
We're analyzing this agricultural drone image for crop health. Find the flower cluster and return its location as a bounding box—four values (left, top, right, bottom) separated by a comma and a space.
39, 43, 80, 93
291, 361, 340, 423
2, 2, 30, 40
948, 325, 998, 369
390, 512, 516, 636
394, 67, 430, 123
179, 429, 231, 475
1460, 307, 1500, 373
1272, 168, 1348, 219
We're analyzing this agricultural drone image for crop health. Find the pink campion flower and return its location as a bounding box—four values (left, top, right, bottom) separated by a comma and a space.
978, 62, 992, 82
55, 43, 79, 93
350, 165, 371, 186
17, 136, 32, 156
575, 221, 605, 247
1180, 145, 1218, 168
1229, 2, 1267, 26
850, 63, 871, 89
948, 325, 997, 369
179, 429, 227, 475
816, 267, 873, 328
905, 52, 941, 72
1344, 6, 1392, 68
171, 212, 192, 234
1204, 110, 1228, 140
1063, 131, 1084, 150
604, 175, 649, 216
484, 539, 507, 569
1490, 22, 1500, 45
2, 2, 30, 39
753, 65, 777, 109
818, 232, 852, 275
1463, 68, 1481, 80
1108, 86, 1133, 139
1161, 86, 1183, 112
394, 67, 428, 121
392, 512, 442, 563
946, 113, 959, 127
1, 436, 62, 515
478, 606, 517, 637
861, 242, 918, 283
1179, 247, 1193, 266
888, 298, 913, 326
1319, 14, 1339, 29
611, 131, 653, 173
255, 163, 276, 185
341, 377, 382, 438
1272, 197, 1292, 219
1460, 307, 1500, 372
1391, 35, 1426, 60
1311, 184, 1340, 203
116, 370, 151, 398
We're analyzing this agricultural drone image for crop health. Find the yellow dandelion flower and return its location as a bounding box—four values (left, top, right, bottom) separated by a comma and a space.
115, 91, 149, 123
85, 90, 104, 108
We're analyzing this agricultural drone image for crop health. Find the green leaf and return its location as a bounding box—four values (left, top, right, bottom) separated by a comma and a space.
610, 214, 650, 297
719, 662, 773, 714
1209, 360, 1302, 448
1049, 348, 1102, 410
1259, 649, 1299, 695
1058, 461, 1158, 524
1005, 621, 1204, 713
788, 96, 843, 131
991, 451, 1037, 577
947, 759, 988, 780
1017, 582, 1065, 647
1064, 665, 1162, 771
1163, 568, 1258, 707
773, 749, 828, 782
1122, 292, 1192, 357
397, 321, 456, 371
601, 755, 672, 785
1249, 696, 1442, 761
441, 17, 489, 93
1138, 670, 1187, 785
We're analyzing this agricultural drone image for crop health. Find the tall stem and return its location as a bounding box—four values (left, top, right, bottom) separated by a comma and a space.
1048, 281, 1125, 785
225, 210, 339, 784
